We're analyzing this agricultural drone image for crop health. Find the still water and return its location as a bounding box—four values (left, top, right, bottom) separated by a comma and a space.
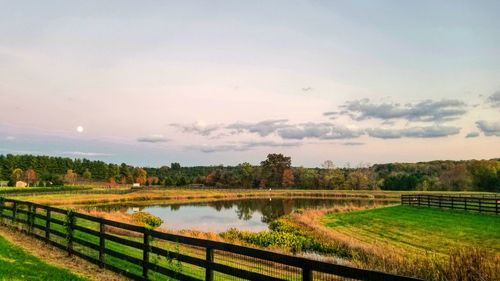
94, 198, 386, 232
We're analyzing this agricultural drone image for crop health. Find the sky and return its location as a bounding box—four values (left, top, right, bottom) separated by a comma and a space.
0, 0, 499, 167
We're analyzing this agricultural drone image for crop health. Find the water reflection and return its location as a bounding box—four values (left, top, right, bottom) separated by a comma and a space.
92, 198, 386, 232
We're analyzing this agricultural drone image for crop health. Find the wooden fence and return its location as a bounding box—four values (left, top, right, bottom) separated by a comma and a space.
401, 194, 499, 215
0, 197, 421, 281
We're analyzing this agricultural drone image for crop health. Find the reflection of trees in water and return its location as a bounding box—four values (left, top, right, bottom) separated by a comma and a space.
91, 198, 381, 223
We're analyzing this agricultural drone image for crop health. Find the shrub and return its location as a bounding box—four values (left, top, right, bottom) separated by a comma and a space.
131, 212, 163, 229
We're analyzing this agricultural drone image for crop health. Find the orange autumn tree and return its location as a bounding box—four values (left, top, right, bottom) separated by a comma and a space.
64, 169, 78, 185
282, 168, 295, 187
24, 169, 37, 187
133, 168, 147, 185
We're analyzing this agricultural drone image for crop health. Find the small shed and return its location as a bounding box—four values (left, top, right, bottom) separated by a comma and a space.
132, 183, 141, 188
16, 181, 28, 188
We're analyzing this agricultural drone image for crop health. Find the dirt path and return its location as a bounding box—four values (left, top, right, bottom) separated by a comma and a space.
0, 226, 127, 281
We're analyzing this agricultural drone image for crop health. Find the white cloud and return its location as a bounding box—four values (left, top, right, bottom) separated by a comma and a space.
137, 135, 169, 143
339, 98, 467, 122
366, 126, 461, 139
61, 151, 112, 157
476, 120, 500, 136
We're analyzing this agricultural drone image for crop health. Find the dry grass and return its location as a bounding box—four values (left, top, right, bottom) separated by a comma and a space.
0, 226, 126, 281
83, 209, 145, 237
288, 205, 500, 280
15, 188, 407, 206
445, 247, 500, 281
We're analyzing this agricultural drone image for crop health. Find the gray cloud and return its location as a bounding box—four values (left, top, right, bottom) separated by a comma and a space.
339, 98, 467, 122
322, 111, 340, 120
301, 87, 312, 92
323, 111, 338, 116
476, 120, 500, 136
226, 119, 289, 137
465, 132, 480, 138
61, 151, 112, 157
277, 123, 364, 140
343, 142, 364, 146
137, 135, 169, 143
189, 141, 301, 153
170, 123, 221, 136
366, 125, 461, 139
487, 91, 500, 108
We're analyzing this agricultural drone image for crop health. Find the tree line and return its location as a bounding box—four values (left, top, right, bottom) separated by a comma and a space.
0, 154, 498, 192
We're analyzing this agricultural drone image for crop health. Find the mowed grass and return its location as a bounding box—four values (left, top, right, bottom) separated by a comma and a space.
322, 205, 500, 256
0, 234, 87, 281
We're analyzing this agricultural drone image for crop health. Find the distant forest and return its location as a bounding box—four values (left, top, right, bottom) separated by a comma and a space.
0, 154, 499, 192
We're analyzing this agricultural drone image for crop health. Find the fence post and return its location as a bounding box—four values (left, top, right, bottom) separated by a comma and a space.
302, 265, 312, 281
66, 210, 74, 256
427, 196, 430, 207
496, 199, 498, 215
45, 208, 51, 240
451, 197, 454, 209
0, 197, 4, 225
28, 204, 33, 234
205, 247, 214, 281
464, 198, 467, 211
13, 201, 17, 223
418, 195, 421, 206
99, 222, 105, 268
479, 199, 482, 213
143, 230, 150, 279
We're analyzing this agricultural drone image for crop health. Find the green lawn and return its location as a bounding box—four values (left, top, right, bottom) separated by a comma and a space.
0, 235, 87, 281
322, 205, 500, 255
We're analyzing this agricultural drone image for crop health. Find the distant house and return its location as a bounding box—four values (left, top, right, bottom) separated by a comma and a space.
132, 183, 141, 188
16, 181, 28, 188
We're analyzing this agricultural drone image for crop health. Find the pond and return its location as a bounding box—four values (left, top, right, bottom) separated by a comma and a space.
92, 198, 390, 232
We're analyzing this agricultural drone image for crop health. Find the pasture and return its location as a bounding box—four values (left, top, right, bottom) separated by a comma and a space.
0, 234, 87, 281
322, 205, 500, 256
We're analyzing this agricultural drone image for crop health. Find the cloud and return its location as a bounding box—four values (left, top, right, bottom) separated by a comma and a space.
323, 111, 338, 116
61, 151, 112, 157
137, 135, 169, 143
343, 142, 364, 146
322, 111, 341, 120
5, 136, 15, 141
465, 132, 480, 138
188, 141, 301, 153
277, 123, 364, 140
366, 125, 461, 139
486, 91, 500, 108
340, 98, 467, 122
301, 87, 312, 92
476, 120, 500, 136
170, 122, 221, 136
226, 119, 289, 137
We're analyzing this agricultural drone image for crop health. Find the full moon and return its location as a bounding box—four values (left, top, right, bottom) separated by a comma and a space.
76, 126, 84, 133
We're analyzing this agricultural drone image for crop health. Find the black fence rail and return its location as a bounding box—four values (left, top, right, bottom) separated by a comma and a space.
401, 194, 500, 215
0, 197, 421, 281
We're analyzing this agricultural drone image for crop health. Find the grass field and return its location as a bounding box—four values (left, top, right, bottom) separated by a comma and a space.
1, 188, 499, 280
322, 205, 500, 256
0, 186, 91, 196
6, 186, 494, 207
0, 234, 87, 281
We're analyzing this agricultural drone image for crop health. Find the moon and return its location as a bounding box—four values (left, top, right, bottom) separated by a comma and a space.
76, 126, 84, 133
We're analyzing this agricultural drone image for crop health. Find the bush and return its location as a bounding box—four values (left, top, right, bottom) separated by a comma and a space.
220, 219, 352, 257
131, 212, 163, 229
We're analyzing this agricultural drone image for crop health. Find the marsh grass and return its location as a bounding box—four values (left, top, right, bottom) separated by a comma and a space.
16, 188, 412, 206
